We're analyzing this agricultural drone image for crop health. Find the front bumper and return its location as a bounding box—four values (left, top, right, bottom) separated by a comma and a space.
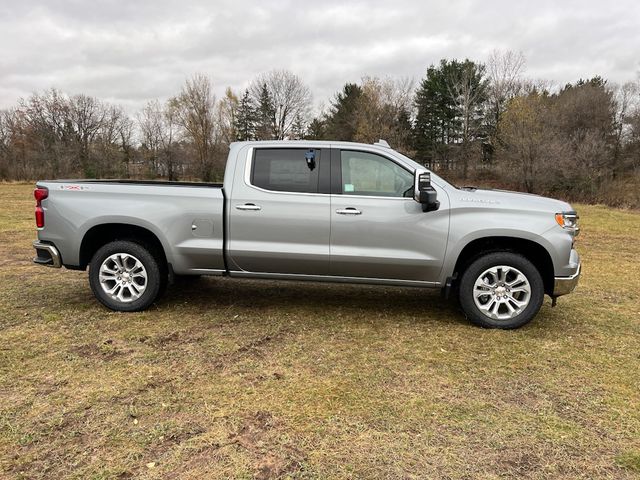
553, 263, 581, 296
33, 241, 62, 268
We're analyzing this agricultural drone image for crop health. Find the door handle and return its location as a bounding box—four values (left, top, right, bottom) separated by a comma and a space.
236, 203, 261, 211
336, 207, 361, 215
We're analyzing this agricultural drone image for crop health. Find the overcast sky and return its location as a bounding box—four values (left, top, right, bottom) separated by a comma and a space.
1, 0, 639, 113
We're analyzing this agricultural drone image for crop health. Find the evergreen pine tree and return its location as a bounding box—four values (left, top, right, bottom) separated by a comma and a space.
305, 117, 326, 140
324, 83, 363, 141
413, 59, 486, 171
255, 84, 276, 140
290, 114, 307, 139
234, 89, 257, 141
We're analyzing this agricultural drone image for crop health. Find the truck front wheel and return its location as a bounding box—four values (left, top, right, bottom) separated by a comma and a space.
458, 252, 544, 329
88, 240, 164, 312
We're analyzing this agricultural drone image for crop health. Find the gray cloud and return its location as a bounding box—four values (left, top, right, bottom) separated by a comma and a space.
1, 0, 639, 112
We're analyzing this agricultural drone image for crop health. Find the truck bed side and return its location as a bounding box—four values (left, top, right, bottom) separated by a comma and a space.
35, 180, 225, 275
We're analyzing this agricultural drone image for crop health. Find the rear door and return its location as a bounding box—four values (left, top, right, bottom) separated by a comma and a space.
329, 148, 448, 282
228, 146, 331, 275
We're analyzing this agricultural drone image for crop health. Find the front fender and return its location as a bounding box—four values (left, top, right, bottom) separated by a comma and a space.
439, 207, 561, 284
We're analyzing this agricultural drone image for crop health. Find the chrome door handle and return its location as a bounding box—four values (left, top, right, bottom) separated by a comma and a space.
236, 203, 261, 211
336, 207, 361, 215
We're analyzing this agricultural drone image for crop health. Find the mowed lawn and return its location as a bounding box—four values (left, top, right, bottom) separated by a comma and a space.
0, 183, 639, 480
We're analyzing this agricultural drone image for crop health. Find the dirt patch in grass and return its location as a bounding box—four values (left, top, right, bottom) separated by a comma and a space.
230, 411, 305, 479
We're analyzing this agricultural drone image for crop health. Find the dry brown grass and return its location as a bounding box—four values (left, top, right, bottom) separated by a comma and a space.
1, 183, 639, 479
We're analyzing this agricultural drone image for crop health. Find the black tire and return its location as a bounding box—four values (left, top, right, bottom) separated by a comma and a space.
88, 240, 165, 312
458, 252, 544, 329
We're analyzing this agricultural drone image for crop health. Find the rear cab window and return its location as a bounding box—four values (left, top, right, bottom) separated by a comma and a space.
251, 148, 323, 193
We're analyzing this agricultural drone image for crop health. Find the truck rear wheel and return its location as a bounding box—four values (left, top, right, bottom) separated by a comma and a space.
458, 252, 544, 329
88, 240, 163, 312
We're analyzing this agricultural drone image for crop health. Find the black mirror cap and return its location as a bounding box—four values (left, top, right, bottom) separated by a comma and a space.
420, 190, 440, 212
423, 200, 440, 212
414, 169, 431, 202
414, 169, 439, 211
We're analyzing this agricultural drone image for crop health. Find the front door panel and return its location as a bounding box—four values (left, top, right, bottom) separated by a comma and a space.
329, 194, 449, 281
329, 148, 449, 282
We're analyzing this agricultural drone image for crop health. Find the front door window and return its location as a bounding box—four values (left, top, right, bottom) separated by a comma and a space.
340, 150, 413, 197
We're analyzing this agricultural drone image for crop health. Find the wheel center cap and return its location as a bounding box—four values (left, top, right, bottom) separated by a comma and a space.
495, 286, 506, 296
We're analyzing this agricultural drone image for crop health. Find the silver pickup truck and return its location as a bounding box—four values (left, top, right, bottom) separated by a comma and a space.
32, 140, 580, 329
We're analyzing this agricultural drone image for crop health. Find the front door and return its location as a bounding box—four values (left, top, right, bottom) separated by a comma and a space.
228, 146, 331, 275
329, 148, 448, 282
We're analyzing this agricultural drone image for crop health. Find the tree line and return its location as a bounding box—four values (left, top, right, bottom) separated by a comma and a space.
1, 51, 639, 206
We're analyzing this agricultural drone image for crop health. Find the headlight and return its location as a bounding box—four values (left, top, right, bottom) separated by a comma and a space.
555, 212, 580, 236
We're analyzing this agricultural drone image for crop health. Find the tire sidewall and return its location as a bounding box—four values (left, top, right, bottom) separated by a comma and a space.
459, 252, 544, 329
89, 240, 162, 312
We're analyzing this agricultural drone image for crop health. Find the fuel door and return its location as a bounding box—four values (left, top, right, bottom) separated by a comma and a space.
191, 218, 214, 238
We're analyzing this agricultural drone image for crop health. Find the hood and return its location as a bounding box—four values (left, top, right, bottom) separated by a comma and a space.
452, 187, 573, 213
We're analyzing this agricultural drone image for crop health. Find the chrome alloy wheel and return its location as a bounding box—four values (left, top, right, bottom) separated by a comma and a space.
98, 253, 148, 303
473, 265, 531, 321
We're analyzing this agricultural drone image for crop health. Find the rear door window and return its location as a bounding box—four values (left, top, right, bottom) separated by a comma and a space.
252, 148, 321, 193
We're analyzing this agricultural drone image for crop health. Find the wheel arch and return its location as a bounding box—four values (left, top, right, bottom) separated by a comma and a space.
79, 223, 168, 270
452, 236, 555, 295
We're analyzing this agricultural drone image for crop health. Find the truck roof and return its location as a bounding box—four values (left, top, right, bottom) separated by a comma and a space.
230, 139, 393, 150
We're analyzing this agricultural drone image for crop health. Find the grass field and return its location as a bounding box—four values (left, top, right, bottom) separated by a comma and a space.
0, 183, 639, 479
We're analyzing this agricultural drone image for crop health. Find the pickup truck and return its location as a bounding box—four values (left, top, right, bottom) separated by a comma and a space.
32, 140, 581, 329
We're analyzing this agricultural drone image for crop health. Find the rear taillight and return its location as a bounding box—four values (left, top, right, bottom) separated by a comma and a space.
34, 186, 48, 228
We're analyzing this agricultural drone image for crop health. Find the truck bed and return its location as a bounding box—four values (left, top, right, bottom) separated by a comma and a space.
36, 179, 226, 275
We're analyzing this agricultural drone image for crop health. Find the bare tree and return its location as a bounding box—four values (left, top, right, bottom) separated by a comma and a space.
497, 93, 571, 193
612, 81, 640, 176
138, 100, 165, 175
139, 99, 183, 180
0, 110, 12, 178
161, 101, 180, 180
68, 94, 108, 175
486, 50, 526, 138
91, 105, 133, 177
19, 89, 73, 176
115, 107, 135, 177
497, 77, 623, 198
0, 89, 133, 179
351, 76, 415, 153
0, 110, 8, 152
626, 80, 640, 172
173, 74, 217, 181
250, 70, 312, 140
0, 108, 28, 179
216, 87, 239, 145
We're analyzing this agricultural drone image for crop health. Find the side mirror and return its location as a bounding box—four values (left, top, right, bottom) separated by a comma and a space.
414, 170, 440, 212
